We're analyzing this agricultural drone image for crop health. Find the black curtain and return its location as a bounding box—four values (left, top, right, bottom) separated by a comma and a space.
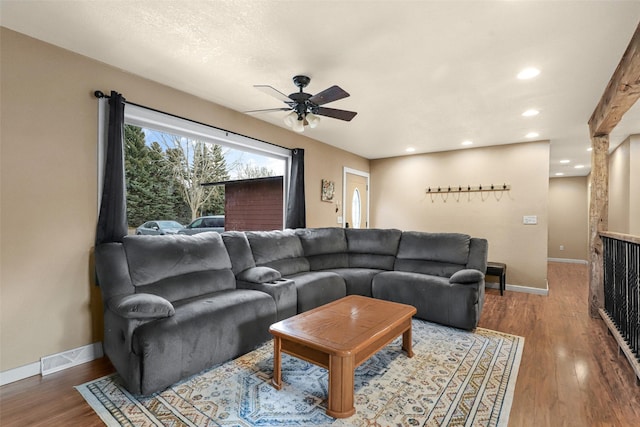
285, 148, 306, 229
96, 91, 128, 245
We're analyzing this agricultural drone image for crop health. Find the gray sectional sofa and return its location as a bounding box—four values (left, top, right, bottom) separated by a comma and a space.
95, 227, 487, 395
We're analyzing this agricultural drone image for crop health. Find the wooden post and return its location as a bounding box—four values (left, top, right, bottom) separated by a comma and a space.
586, 22, 639, 318
588, 135, 609, 317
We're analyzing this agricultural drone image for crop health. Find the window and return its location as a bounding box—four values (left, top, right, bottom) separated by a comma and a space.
352, 188, 361, 228
103, 103, 291, 233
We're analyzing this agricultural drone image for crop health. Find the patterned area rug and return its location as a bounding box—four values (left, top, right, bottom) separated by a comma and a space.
77, 320, 523, 427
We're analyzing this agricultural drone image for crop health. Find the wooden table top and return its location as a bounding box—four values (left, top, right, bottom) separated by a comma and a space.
269, 295, 416, 357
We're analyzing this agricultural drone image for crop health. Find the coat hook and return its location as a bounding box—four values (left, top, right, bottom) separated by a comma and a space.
491, 184, 494, 190
458, 185, 462, 191
503, 183, 507, 189
448, 186, 451, 192
479, 184, 482, 190
437, 186, 441, 192
467, 185, 471, 191
427, 187, 431, 192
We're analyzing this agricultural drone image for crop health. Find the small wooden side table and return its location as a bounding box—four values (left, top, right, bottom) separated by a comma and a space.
486, 262, 507, 296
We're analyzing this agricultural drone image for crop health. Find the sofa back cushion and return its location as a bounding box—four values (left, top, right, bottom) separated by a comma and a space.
123, 232, 235, 302
346, 228, 401, 270
221, 231, 256, 275
296, 228, 348, 270
395, 232, 471, 277
246, 229, 310, 276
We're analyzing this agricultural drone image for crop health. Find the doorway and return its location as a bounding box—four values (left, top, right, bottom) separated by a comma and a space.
343, 168, 370, 229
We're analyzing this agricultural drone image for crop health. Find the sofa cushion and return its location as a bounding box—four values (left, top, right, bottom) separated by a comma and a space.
324, 268, 383, 297
296, 228, 348, 270
396, 232, 470, 264
285, 271, 346, 312
247, 230, 310, 276
124, 233, 232, 286
221, 231, 256, 275
346, 228, 401, 270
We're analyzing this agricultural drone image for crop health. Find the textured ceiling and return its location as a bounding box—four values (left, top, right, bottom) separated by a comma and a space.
2, 0, 639, 177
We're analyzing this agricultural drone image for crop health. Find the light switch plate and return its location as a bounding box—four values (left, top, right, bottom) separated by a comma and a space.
523, 215, 537, 225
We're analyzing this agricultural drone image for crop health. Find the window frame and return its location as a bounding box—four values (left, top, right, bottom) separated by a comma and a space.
98, 101, 291, 229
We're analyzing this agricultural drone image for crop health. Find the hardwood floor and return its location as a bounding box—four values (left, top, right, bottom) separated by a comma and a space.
1, 262, 638, 426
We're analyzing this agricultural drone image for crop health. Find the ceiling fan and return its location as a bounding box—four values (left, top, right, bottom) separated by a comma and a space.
246, 75, 357, 132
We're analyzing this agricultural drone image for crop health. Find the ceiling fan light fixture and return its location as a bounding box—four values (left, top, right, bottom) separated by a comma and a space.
306, 112, 320, 128
292, 117, 305, 133
284, 111, 297, 127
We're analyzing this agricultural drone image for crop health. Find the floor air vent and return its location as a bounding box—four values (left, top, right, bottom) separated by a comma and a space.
40, 343, 103, 376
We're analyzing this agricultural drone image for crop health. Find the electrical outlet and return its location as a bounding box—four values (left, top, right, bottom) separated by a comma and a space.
523, 215, 537, 225
337, 216, 343, 224
560, 245, 564, 251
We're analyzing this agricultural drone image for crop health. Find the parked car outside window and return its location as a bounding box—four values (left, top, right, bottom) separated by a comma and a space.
177, 215, 225, 235
135, 220, 184, 235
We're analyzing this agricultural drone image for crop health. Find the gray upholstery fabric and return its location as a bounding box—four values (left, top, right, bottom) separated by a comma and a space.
345, 228, 402, 254
131, 289, 276, 395
124, 233, 232, 286
247, 230, 310, 276
95, 242, 135, 299
466, 238, 489, 272
450, 269, 485, 284
237, 278, 297, 321
394, 259, 464, 278
306, 253, 349, 270
346, 228, 401, 270
324, 268, 383, 297
396, 232, 471, 265
372, 271, 482, 330
237, 266, 281, 283
285, 271, 346, 312
296, 227, 347, 256
136, 269, 236, 302
221, 231, 256, 275
247, 229, 304, 264
107, 293, 175, 319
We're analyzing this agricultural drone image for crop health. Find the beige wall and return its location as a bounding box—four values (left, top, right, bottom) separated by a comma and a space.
548, 176, 588, 260
608, 135, 640, 235
370, 141, 550, 289
0, 28, 368, 371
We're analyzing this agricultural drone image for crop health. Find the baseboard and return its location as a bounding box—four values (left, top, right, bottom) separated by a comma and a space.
0, 342, 103, 386
548, 257, 588, 264
485, 282, 549, 296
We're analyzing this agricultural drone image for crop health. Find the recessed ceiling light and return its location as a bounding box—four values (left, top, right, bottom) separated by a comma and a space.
406, 147, 415, 153
526, 132, 539, 138
555, 172, 565, 176
560, 159, 570, 164
522, 109, 539, 117
517, 67, 540, 80
462, 140, 473, 146
575, 164, 585, 169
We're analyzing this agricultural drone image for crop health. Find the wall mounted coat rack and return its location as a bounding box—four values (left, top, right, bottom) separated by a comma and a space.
425, 184, 510, 194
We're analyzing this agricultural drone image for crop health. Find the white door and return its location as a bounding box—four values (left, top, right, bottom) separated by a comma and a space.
344, 169, 369, 229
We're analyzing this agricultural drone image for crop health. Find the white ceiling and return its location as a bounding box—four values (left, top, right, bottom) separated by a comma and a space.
2, 1, 639, 177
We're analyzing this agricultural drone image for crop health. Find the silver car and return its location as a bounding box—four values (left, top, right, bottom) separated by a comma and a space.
178, 215, 225, 235
135, 220, 184, 235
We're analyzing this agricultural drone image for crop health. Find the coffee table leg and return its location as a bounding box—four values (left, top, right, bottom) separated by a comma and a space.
402, 323, 414, 358
272, 336, 282, 390
326, 355, 355, 418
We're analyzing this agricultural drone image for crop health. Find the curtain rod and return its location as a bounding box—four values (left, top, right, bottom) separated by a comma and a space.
93, 90, 290, 152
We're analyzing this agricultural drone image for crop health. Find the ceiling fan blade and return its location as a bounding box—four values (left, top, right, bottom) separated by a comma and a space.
316, 107, 358, 121
254, 85, 292, 103
308, 85, 350, 105
244, 107, 291, 114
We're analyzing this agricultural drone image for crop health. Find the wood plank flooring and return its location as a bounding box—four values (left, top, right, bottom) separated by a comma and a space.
1, 262, 638, 426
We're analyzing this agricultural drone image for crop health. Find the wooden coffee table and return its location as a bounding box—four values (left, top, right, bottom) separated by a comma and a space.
269, 295, 417, 418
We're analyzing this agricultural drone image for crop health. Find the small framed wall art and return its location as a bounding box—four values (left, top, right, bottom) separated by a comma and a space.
321, 179, 335, 202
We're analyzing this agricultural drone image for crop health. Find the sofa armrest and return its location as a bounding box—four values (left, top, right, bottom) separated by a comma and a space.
107, 293, 175, 320
237, 278, 297, 321
449, 269, 484, 285
236, 266, 281, 283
